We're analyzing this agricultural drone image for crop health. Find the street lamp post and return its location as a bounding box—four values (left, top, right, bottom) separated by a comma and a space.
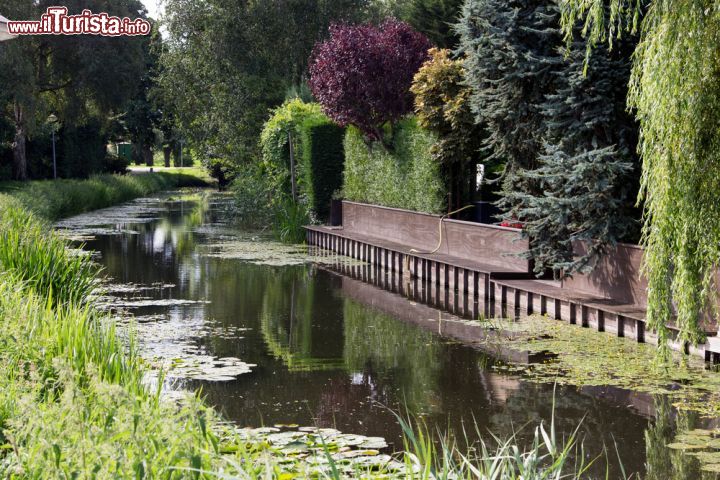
0, 15, 17, 42
48, 114, 58, 179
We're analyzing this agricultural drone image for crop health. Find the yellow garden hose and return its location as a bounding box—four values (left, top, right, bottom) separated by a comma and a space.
409, 204, 476, 255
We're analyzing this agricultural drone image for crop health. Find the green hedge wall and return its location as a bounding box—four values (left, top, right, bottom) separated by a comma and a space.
301, 117, 345, 221
259, 99, 345, 222
343, 118, 445, 214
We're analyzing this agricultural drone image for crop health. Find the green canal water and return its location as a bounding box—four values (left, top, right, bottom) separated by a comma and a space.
56, 191, 720, 479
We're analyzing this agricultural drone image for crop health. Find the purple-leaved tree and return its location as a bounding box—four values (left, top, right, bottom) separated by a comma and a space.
309, 19, 432, 142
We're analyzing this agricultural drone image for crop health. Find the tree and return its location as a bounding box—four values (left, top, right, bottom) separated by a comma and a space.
125, 28, 163, 167
309, 19, 432, 142
411, 48, 486, 211
0, 0, 150, 180
456, 0, 560, 221
507, 34, 640, 277
404, 0, 464, 48
561, 1, 720, 350
158, 0, 369, 182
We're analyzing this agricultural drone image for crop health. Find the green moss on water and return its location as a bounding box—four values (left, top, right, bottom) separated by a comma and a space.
485, 315, 720, 475
487, 316, 720, 415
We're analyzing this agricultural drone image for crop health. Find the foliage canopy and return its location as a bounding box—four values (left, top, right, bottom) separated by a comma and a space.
309, 19, 432, 141
560, 0, 720, 348
411, 48, 486, 210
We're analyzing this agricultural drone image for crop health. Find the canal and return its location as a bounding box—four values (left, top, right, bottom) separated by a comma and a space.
56, 191, 717, 479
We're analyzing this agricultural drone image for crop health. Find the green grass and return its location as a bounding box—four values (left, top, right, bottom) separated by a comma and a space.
0, 200, 225, 477
0, 196, 97, 306
0, 169, 210, 221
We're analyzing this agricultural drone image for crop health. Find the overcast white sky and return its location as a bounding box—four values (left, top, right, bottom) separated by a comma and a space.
142, 0, 164, 21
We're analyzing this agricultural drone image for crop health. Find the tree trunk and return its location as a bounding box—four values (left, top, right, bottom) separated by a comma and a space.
12, 102, 28, 181
163, 146, 171, 167
143, 146, 153, 167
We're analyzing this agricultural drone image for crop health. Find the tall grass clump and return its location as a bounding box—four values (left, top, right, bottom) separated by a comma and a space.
5, 171, 209, 221
395, 404, 613, 480
0, 199, 231, 477
273, 197, 310, 244
0, 195, 97, 306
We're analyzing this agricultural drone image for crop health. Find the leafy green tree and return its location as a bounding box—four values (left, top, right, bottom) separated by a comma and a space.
411, 48, 486, 211
125, 28, 163, 167
404, 0, 464, 48
561, 1, 720, 349
0, 0, 150, 180
158, 0, 369, 182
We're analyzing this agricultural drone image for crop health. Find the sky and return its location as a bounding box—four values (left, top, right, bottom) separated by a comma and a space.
142, 0, 164, 21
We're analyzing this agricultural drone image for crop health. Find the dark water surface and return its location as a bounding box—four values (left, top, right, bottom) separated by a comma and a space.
60, 192, 717, 479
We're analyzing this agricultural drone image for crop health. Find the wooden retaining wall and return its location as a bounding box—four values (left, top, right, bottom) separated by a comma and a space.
305, 201, 720, 362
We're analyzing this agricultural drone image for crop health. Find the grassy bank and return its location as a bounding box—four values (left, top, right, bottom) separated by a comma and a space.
0, 196, 229, 477
0, 168, 210, 221
0, 194, 602, 478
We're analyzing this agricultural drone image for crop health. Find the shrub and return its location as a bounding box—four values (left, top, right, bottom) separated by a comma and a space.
258, 100, 345, 223
309, 19, 432, 141
343, 118, 444, 214
231, 163, 275, 229
58, 120, 109, 178
273, 197, 310, 244
411, 48, 490, 210
300, 117, 345, 221
105, 153, 129, 174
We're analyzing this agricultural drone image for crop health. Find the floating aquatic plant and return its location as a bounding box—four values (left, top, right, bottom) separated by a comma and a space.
202, 235, 367, 267
487, 316, 720, 416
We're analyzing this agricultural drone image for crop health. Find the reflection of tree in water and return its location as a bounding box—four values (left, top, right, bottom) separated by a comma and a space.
484, 383, 651, 479
644, 395, 715, 480
313, 376, 401, 443
343, 298, 443, 412
172, 193, 211, 257
260, 266, 345, 371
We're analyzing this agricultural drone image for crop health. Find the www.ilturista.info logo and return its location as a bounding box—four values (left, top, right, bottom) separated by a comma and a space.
6, 7, 151, 36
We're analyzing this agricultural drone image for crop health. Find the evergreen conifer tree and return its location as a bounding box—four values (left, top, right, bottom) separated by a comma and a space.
456, 0, 560, 221
507, 36, 639, 276
405, 0, 465, 48
457, 0, 640, 277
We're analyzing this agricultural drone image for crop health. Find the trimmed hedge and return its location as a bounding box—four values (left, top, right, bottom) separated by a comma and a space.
343, 118, 445, 214
259, 99, 345, 222
301, 117, 345, 221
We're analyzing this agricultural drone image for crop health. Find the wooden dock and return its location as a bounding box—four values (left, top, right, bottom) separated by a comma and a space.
306, 201, 720, 362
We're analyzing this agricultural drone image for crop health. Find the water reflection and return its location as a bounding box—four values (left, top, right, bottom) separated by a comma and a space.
62, 192, 720, 479
260, 267, 345, 371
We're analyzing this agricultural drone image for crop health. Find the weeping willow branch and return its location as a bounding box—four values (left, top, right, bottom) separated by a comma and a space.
560, 0, 720, 354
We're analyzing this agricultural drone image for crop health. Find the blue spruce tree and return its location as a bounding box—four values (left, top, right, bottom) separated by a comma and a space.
509, 35, 639, 277
456, 0, 561, 223
458, 0, 639, 278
